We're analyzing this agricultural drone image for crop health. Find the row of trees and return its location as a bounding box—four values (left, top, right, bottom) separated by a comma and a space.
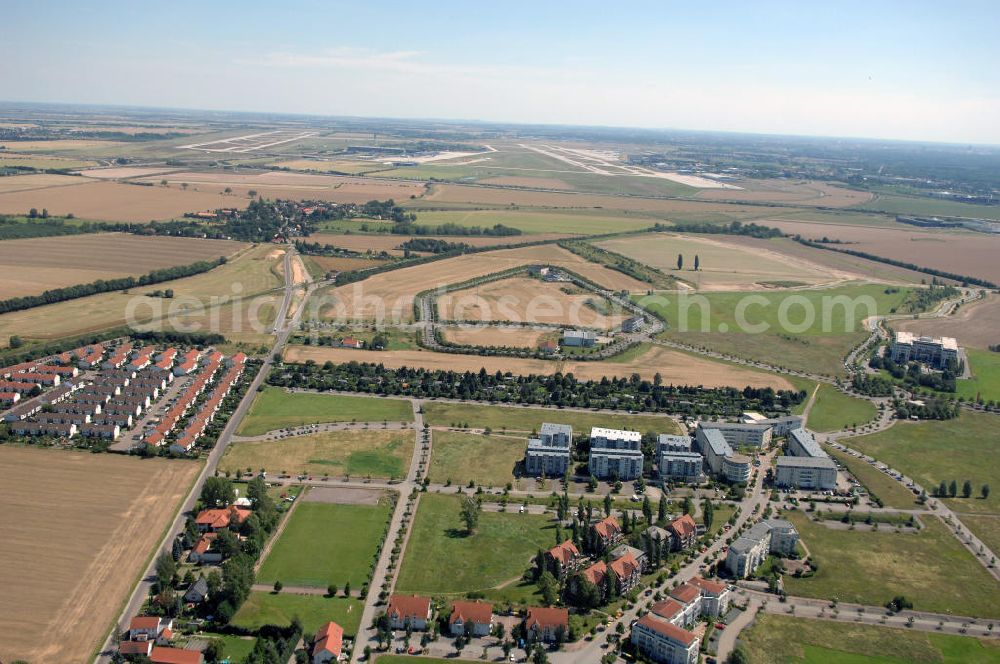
268, 361, 807, 418
934, 479, 990, 500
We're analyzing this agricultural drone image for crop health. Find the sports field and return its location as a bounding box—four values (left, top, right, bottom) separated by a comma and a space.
421, 401, 682, 435
221, 429, 414, 479
395, 493, 555, 595
427, 431, 527, 486
285, 342, 793, 389
805, 384, 878, 432
0, 233, 246, 299
640, 284, 910, 376
741, 614, 1000, 664
844, 412, 1000, 515
232, 592, 363, 636
257, 499, 391, 588
0, 447, 199, 664
781, 511, 999, 618
236, 387, 413, 436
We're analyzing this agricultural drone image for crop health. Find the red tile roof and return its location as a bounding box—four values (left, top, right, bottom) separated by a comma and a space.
650, 599, 684, 620
387, 594, 431, 622
593, 516, 621, 540
525, 607, 569, 631
312, 621, 343, 659
668, 514, 697, 539
581, 560, 608, 587
547, 540, 579, 566
608, 551, 640, 579
129, 616, 161, 632
449, 600, 493, 626
150, 646, 203, 664
120, 641, 153, 656
690, 576, 727, 596
192, 533, 217, 555
669, 582, 700, 605
635, 615, 698, 645
195, 506, 252, 530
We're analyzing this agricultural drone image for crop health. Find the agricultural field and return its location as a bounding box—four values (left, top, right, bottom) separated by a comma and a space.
421, 401, 682, 435
317, 243, 646, 323
694, 179, 874, 207
76, 166, 186, 179
741, 614, 1000, 664
896, 293, 1000, 351
308, 230, 573, 255
0, 176, 250, 222
0, 446, 199, 664
232, 592, 364, 636
257, 497, 392, 588
395, 493, 555, 595
0, 152, 98, 169
404, 209, 658, 235
597, 232, 845, 291
283, 343, 794, 389
844, 412, 1000, 515
301, 254, 389, 278
857, 192, 1000, 222
0, 242, 283, 348
440, 325, 552, 349
0, 233, 246, 299
136, 170, 427, 204
437, 276, 627, 328
235, 387, 413, 436
427, 431, 527, 486
753, 219, 1000, 285
641, 283, 911, 376
220, 429, 414, 479
781, 511, 999, 618
805, 384, 878, 432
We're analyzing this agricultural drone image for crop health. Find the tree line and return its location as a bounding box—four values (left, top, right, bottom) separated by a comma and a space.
0, 256, 226, 315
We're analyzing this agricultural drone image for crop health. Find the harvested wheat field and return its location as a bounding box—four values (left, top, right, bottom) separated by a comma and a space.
306, 255, 390, 273
77, 166, 185, 180
754, 220, 1000, 285
695, 180, 873, 207
438, 276, 627, 328
897, 293, 1000, 349
139, 171, 426, 204
284, 344, 791, 389
0, 178, 247, 222
441, 325, 552, 348
0, 139, 126, 152
0, 233, 247, 299
598, 232, 846, 290
308, 232, 574, 256
0, 173, 85, 194
0, 446, 199, 664
317, 244, 644, 322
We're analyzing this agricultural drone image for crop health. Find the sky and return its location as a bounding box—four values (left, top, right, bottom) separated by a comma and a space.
4, 1, 1000, 144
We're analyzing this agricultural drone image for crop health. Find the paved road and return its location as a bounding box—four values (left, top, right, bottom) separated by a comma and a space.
94, 243, 312, 663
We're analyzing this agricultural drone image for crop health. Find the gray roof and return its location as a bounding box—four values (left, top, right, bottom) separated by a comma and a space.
610, 544, 646, 561
788, 428, 827, 458
563, 329, 596, 340
697, 427, 733, 457
701, 421, 771, 432
728, 535, 760, 555
660, 451, 703, 461
777, 455, 836, 469
764, 519, 796, 532
644, 526, 670, 541
657, 434, 693, 450
540, 422, 573, 439
527, 438, 571, 454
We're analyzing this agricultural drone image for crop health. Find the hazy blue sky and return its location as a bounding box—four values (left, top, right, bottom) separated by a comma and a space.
5, 1, 999, 143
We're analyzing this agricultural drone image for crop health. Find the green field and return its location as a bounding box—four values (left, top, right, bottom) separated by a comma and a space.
806, 384, 878, 432
237, 387, 414, 436
959, 515, 1000, 567
395, 493, 555, 595
826, 447, 921, 510
421, 402, 681, 436
845, 412, 999, 514
221, 429, 413, 479
428, 431, 526, 486
741, 614, 1000, 664
232, 592, 364, 636
640, 284, 910, 376
956, 348, 1000, 403
257, 500, 391, 588
782, 511, 999, 618
857, 192, 1000, 221
197, 633, 256, 661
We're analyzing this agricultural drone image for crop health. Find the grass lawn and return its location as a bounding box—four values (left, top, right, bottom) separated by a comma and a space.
781, 511, 1000, 618
395, 493, 555, 595
428, 431, 525, 487
955, 348, 1000, 403
231, 592, 363, 636
741, 614, 1000, 664
237, 387, 413, 436
221, 429, 414, 479
826, 448, 921, 510
959, 515, 1000, 565
639, 284, 910, 376
257, 500, 391, 589
197, 633, 256, 661
421, 402, 681, 436
806, 384, 878, 432
845, 412, 1000, 514
375, 657, 455, 664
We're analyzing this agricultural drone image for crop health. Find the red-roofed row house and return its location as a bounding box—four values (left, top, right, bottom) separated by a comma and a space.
630, 576, 733, 664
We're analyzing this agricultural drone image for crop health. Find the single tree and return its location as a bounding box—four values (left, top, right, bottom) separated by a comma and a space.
460, 496, 481, 535
676, 253, 683, 270
983, 484, 991, 500
604, 493, 612, 516
962, 480, 973, 498
694, 254, 700, 271
949, 480, 958, 498
273, 580, 283, 593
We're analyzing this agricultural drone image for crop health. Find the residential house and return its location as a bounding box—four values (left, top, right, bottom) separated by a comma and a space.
183, 577, 210, 604
689, 577, 731, 617
339, 337, 364, 349
449, 600, 493, 636
631, 614, 699, 664
524, 607, 569, 643
311, 621, 344, 664
610, 544, 649, 572
386, 594, 432, 630
128, 616, 172, 641
590, 515, 624, 552
666, 514, 698, 552
149, 646, 203, 664
725, 519, 799, 578
195, 506, 252, 532
545, 539, 582, 578
188, 533, 221, 564
119, 641, 154, 658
